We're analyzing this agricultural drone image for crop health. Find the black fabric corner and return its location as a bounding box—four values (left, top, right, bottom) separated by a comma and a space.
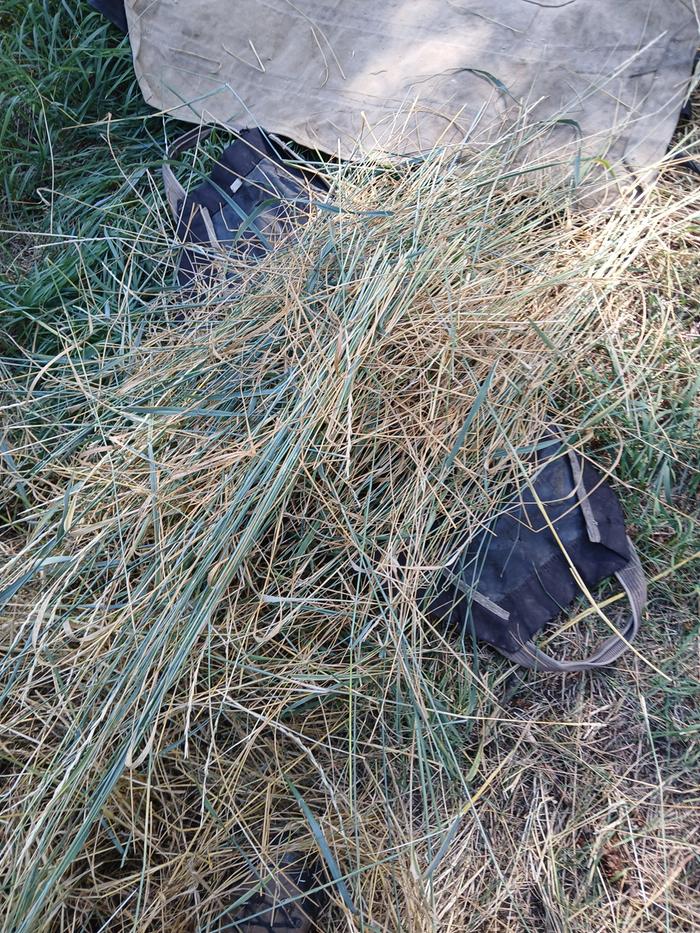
88, 0, 128, 33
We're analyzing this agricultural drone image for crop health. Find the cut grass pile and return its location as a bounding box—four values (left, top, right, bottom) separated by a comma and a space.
1, 4, 699, 932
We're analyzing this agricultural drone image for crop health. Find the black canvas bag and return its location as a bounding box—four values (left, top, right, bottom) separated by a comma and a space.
427, 431, 647, 672
162, 126, 325, 286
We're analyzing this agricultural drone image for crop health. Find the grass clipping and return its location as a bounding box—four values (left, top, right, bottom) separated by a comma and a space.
1, 137, 699, 932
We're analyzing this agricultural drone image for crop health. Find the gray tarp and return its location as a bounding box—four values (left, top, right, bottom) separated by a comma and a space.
125, 0, 698, 179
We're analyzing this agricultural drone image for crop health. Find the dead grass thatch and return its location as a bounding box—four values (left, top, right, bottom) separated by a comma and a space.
1, 123, 699, 932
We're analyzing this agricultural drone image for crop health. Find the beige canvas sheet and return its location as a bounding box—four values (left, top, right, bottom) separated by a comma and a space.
125, 0, 698, 175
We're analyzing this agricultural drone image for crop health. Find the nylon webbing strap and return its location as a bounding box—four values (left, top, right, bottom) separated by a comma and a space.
503, 536, 646, 673
567, 448, 601, 543
162, 126, 213, 219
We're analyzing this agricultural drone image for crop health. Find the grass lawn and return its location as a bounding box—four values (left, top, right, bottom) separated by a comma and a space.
1, 3, 699, 931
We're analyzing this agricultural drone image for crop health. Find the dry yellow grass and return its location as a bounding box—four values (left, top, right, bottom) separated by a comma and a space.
1, 117, 699, 932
